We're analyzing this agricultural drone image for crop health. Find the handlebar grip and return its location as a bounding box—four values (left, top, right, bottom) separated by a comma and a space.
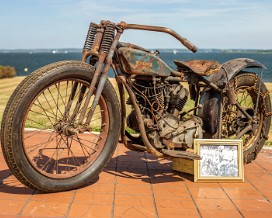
182, 39, 198, 53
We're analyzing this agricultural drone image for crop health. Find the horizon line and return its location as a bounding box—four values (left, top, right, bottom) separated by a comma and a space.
1, 48, 272, 51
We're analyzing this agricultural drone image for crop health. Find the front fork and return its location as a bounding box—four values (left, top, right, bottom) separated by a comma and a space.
65, 30, 123, 132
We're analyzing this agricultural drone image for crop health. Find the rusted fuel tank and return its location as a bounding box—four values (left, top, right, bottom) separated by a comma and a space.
117, 47, 172, 76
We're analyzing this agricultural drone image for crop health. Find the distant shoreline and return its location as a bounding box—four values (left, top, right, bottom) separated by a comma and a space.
1, 51, 272, 81
1, 48, 272, 54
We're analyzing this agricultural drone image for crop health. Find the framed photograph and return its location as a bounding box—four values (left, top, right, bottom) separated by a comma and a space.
194, 139, 244, 182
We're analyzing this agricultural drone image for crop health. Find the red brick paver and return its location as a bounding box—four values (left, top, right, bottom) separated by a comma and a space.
0, 143, 272, 217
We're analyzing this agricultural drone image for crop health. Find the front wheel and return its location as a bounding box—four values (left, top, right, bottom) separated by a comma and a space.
1, 61, 120, 192
221, 72, 271, 163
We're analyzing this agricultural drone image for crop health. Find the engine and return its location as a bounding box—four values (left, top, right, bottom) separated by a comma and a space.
127, 77, 203, 151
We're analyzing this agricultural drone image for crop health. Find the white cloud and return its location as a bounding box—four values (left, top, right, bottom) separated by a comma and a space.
74, 0, 269, 22
1, 0, 272, 49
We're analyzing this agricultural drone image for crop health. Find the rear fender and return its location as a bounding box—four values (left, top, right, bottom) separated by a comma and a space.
209, 58, 266, 87
198, 58, 266, 135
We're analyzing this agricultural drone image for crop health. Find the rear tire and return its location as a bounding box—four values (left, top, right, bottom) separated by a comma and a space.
221, 72, 271, 163
1, 60, 120, 192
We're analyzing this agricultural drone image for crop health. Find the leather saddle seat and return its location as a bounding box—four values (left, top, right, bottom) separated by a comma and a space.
174, 60, 221, 76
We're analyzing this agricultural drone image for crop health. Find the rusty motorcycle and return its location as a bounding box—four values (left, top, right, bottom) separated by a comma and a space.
1, 20, 271, 192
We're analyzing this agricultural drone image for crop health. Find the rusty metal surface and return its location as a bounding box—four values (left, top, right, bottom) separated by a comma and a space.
161, 149, 201, 160
118, 42, 150, 53
209, 58, 266, 87
225, 87, 237, 105
91, 28, 104, 55
79, 19, 270, 162
174, 60, 221, 76
85, 28, 122, 125
78, 52, 107, 125
118, 76, 163, 157
117, 47, 172, 76
116, 76, 127, 144
119, 21, 198, 53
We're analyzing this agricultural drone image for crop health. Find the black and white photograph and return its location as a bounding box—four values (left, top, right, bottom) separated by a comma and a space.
200, 145, 238, 177
194, 139, 244, 182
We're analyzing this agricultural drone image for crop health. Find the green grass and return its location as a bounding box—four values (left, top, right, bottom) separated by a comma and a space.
0, 76, 25, 121
1, 76, 272, 143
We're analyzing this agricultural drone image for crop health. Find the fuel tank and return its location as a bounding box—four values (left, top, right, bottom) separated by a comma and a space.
117, 47, 172, 76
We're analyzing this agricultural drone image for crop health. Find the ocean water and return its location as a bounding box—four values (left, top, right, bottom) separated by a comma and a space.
0, 51, 271, 81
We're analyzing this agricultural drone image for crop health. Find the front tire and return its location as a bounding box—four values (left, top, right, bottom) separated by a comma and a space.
1, 61, 120, 192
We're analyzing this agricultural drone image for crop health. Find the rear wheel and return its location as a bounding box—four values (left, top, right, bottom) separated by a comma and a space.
1, 61, 120, 192
221, 72, 271, 163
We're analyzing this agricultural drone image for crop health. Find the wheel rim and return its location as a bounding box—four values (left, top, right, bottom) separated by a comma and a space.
22, 78, 109, 179
221, 84, 263, 150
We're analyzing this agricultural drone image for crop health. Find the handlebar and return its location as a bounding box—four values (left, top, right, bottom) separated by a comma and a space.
119, 22, 198, 53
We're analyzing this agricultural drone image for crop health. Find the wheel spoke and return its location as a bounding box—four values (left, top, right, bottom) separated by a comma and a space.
221, 77, 263, 150
73, 136, 97, 153
26, 117, 52, 129
27, 132, 58, 155
55, 82, 67, 108
22, 78, 109, 179
42, 91, 59, 120
48, 87, 64, 118
24, 129, 50, 140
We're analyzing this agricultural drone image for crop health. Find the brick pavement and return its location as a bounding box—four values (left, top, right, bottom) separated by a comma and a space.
0, 144, 272, 217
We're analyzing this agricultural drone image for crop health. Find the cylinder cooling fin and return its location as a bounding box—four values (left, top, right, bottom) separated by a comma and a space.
169, 85, 189, 112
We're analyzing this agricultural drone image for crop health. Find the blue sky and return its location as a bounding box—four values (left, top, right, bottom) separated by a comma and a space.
1, 0, 272, 49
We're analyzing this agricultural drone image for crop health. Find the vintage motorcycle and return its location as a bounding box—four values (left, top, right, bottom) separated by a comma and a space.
1, 20, 271, 192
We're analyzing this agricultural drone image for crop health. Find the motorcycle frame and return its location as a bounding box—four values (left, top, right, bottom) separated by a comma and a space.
79, 20, 260, 156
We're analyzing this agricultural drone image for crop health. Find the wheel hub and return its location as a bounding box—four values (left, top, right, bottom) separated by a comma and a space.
54, 122, 78, 136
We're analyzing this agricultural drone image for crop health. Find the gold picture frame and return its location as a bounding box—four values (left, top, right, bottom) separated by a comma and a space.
194, 139, 244, 182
